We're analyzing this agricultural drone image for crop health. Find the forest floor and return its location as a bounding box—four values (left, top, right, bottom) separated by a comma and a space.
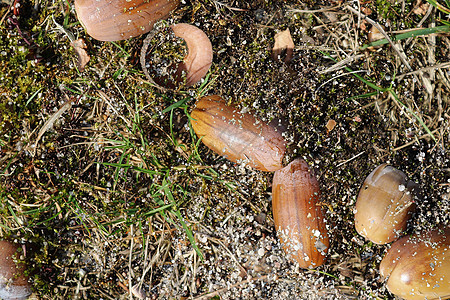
0, 0, 449, 299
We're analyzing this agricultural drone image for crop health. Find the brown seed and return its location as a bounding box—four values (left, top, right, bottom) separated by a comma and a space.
272, 159, 329, 268
190, 95, 286, 172
379, 227, 450, 300
0, 240, 31, 300
74, 0, 180, 41
354, 164, 418, 244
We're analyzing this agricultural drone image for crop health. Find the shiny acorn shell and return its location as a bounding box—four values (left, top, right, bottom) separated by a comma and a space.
140, 23, 213, 88
272, 159, 329, 268
75, 0, 180, 41
0, 240, 31, 300
354, 164, 417, 244
170, 24, 213, 87
379, 227, 450, 300
190, 95, 286, 172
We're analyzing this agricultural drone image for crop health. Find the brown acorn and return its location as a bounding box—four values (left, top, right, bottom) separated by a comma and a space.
74, 0, 180, 41
354, 164, 418, 244
190, 95, 286, 172
272, 159, 329, 268
379, 227, 450, 300
0, 240, 32, 300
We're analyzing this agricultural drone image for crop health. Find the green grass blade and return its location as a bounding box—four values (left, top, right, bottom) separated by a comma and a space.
345, 91, 379, 102
360, 26, 450, 50
26, 88, 43, 107
162, 98, 189, 114
425, 0, 450, 13
387, 90, 436, 141
162, 179, 204, 261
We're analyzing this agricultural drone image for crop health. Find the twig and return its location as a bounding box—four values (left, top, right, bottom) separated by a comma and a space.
315, 70, 368, 95
392, 129, 439, 151
211, 0, 249, 12
416, 3, 434, 29
426, 11, 436, 99
0, 0, 13, 26
318, 54, 365, 74
140, 29, 169, 92
32, 94, 74, 156
287, 5, 341, 14
51, 16, 75, 42
97, 90, 132, 128
336, 151, 365, 168
128, 224, 134, 300
395, 62, 450, 80
345, 6, 423, 84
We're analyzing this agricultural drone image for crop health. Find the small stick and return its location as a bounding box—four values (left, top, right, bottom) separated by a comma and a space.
395, 62, 450, 80
336, 151, 365, 168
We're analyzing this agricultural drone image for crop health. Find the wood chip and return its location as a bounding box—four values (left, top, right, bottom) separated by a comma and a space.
272, 28, 295, 63
326, 119, 337, 132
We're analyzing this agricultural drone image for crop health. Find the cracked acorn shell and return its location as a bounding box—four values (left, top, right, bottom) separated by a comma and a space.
167, 23, 212, 87
190, 95, 286, 172
0, 240, 31, 300
272, 159, 329, 268
379, 227, 450, 300
74, 0, 180, 41
141, 23, 213, 88
354, 164, 418, 244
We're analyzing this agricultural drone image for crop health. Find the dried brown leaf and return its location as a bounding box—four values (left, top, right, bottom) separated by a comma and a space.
71, 38, 90, 71
413, 2, 430, 15
272, 28, 295, 63
367, 25, 384, 43
326, 119, 337, 133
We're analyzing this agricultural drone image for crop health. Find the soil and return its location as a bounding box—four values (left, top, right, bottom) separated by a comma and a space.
0, 0, 449, 299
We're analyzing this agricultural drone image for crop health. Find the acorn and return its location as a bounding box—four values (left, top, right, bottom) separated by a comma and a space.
74, 0, 180, 41
272, 159, 329, 268
354, 164, 418, 244
379, 227, 450, 300
0, 240, 32, 300
140, 23, 213, 88
190, 95, 286, 172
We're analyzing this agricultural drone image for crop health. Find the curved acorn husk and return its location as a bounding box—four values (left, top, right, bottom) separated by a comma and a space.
171, 23, 213, 87
0, 240, 32, 300
379, 227, 450, 300
190, 95, 286, 172
141, 23, 213, 89
272, 159, 329, 268
354, 164, 418, 244
75, 0, 180, 41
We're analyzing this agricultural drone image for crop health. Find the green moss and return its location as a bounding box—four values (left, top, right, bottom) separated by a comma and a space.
375, 0, 417, 27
